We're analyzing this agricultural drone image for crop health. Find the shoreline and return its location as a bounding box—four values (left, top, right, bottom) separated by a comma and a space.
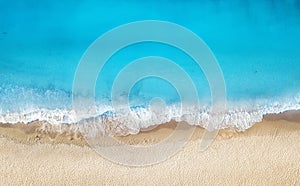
0, 111, 299, 185
0, 110, 299, 146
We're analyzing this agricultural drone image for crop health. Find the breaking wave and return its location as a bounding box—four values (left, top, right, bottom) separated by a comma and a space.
0, 86, 299, 135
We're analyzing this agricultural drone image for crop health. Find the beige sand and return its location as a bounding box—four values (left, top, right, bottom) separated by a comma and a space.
0, 113, 299, 185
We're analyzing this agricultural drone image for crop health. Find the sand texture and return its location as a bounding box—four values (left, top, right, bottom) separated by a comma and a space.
0, 112, 299, 185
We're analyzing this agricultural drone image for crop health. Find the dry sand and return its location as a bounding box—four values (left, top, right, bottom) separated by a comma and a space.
0, 112, 299, 185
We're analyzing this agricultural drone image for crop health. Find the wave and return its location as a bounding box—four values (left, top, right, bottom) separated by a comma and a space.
0, 95, 299, 135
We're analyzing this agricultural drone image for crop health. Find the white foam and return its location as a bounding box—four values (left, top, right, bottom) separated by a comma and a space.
0, 95, 299, 135
1, 85, 299, 134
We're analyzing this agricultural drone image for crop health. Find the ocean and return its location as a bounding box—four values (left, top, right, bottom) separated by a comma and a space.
0, 0, 299, 134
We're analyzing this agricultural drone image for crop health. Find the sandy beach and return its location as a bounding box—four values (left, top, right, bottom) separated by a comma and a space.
1, 0, 300, 185
0, 112, 299, 185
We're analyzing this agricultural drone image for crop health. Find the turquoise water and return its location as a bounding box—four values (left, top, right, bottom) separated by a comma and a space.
0, 1, 299, 132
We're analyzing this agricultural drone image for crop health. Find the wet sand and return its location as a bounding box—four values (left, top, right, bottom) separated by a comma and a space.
0, 111, 299, 185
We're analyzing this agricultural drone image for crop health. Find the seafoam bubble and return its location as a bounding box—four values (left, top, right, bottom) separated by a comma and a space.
1, 96, 300, 135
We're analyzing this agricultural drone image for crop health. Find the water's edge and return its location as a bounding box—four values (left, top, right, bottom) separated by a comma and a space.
1, 108, 299, 137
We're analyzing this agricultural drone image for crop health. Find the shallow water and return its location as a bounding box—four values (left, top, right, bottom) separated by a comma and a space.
0, 1, 299, 132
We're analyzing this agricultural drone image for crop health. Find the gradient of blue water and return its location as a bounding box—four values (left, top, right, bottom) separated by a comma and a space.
0, 1, 299, 124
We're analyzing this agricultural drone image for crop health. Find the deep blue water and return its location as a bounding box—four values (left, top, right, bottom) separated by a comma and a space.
0, 0, 299, 130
